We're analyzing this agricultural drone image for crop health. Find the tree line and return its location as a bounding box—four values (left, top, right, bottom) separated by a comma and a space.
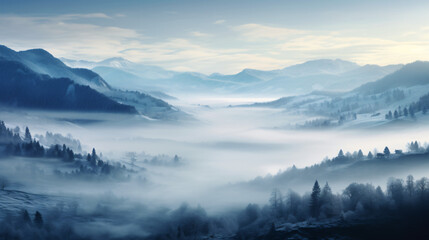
0, 120, 127, 179
385, 91, 429, 120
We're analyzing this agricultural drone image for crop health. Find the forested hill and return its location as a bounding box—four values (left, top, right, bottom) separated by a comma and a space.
241, 143, 429, 191
0, 60, 137, 114
0, 120, 130, 180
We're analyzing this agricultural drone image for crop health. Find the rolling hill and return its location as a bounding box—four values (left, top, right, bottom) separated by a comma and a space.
355, 61, 429, 94
0, 60, 137, 114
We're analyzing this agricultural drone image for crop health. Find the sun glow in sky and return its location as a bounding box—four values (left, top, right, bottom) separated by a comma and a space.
1, 0, 429, 74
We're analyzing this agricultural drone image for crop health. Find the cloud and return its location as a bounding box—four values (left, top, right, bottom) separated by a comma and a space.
233, 23, 429, 67
214, 19, 226, 24
275, 32, 429, 66
120, 38, 286, 74
233, 23, 305, 41
61, 13, 112, 19
0, 14, 141, 61
190, 31, 211, 37
0, 13, 118, 59
0, 14, 290, 74
278, 35, 395, 51
3, 15, 429, 75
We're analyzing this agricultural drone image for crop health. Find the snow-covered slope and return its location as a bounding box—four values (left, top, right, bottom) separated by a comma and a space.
240, 61, 429, 129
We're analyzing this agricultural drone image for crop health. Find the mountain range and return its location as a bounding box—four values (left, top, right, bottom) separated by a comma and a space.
62, 57, 403, 96
0, 60, 136, 113
3, 43, 428, 124
0, 46, 110, 91
231, 59, 403, 95
0, 45, 183, 120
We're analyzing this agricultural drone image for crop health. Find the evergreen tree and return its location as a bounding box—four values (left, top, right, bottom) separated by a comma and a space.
357, 149, 364, 160
90, 148, 97, 166
409, 141, 419, 152
406, 175, 414, 197
410, 107, 415, 117
375, 186, 385, 202
387, 179, 405, 206
34, 211, 43, 228
404, 107, 409, 117
21, 209, 32, 225
352, 151, 358, 159
269, 188, 283, 217
367, 151, 373, 159
174, 155, 180, 163
321, 182, 332, 198
394, 110, 399, 119
320, 182, 334, 217
338, 149, 344, 158
92, 148, 97, 160
310, 180, 321, 218
384, 147, 390, 156
24, 127, 32, 142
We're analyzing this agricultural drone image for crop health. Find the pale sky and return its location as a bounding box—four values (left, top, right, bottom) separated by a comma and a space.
1, 0, 429, 74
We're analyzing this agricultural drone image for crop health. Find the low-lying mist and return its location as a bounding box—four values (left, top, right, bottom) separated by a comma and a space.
2, 96, 429, 212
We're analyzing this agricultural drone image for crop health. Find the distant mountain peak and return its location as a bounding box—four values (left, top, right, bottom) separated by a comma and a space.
20, 48, 54, 57
99, 57, 134, 68
278, 58, 360, 77
287, 58, 359, 68
102, 57, 128, 62
209, 72, 222, 78
19, 48, 67, 67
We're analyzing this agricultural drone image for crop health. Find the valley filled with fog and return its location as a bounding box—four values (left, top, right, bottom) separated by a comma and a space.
3, 89, 429, 239
3, 94, 429, 211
